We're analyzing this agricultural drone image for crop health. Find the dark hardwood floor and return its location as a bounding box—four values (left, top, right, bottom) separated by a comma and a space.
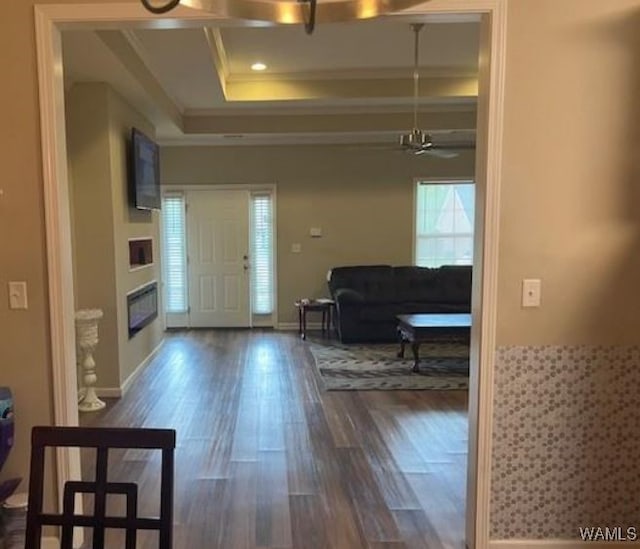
80, 329, 468, 549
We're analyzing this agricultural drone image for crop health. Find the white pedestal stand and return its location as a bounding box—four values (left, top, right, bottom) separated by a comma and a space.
75, 308, 105, 412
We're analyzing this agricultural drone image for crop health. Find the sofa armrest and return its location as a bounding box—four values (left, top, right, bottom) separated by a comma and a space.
333, 288, 365, 305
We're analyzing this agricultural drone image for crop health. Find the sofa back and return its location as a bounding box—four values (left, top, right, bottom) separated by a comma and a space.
392, 266, 439, 302
328, 265, 394, 303
433, 265, 472, 305
328, 264, 472, 306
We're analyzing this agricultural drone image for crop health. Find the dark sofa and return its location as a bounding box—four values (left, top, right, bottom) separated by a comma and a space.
327, 264, 472, 343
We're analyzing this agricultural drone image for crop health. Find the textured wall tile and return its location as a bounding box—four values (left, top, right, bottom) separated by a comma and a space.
491, 346, 640, 539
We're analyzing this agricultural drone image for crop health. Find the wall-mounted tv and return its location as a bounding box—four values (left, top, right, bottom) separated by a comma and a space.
129, 128, 161, 211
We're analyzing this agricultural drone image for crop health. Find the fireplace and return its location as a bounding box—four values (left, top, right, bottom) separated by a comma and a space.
127, 281, 158, 338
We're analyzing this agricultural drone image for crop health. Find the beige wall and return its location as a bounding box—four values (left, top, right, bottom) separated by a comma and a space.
498, 0, 640, 346
66, 82, 163, 390
490, 0, 640, 538
2, 0, 640, 537
106, 87, 164, 384
67, 83, 120, 388
0, 0, 64, 485
161, 145, 475, 324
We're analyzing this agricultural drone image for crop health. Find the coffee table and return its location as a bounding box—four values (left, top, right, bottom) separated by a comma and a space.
396, 313, 472, 373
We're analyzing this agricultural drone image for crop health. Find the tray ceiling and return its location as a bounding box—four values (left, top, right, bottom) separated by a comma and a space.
62, 16, 480, 146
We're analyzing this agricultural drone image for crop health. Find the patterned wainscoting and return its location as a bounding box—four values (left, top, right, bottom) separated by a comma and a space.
491, 345, 640, 539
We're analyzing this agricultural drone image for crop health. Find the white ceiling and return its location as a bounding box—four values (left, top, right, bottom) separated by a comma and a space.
61, 15, 480, 146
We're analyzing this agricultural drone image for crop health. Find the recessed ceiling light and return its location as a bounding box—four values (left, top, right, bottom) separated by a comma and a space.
251, 62, 267, 72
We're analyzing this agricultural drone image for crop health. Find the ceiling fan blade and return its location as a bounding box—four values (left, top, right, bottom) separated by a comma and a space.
431, 142, 475, 150
419, 148, 460, 159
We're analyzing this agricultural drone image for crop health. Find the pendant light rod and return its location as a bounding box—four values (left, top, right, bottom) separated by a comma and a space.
411, 23, 424, 132
302, 0, 317, 34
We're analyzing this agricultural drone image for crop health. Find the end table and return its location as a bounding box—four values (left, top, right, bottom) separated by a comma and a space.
295, 299, 335, 340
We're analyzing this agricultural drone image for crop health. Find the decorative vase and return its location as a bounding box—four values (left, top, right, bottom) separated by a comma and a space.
75, 309, 105, 412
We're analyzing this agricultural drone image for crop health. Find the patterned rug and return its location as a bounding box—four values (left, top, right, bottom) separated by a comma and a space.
308, 338, 469, 391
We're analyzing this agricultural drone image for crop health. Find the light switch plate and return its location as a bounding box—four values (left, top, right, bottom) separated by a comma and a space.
291, 243, 302, 253
8, 281, 28, 310
522, 278, 541, 307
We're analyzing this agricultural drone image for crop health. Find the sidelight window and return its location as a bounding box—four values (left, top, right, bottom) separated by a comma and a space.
250, 193, 274, 315
161, 193, 187, 314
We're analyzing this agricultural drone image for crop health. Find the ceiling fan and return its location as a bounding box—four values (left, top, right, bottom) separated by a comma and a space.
398, 24, 475, 158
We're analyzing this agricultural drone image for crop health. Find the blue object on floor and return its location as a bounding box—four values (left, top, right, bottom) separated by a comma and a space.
0, 387, 15, 472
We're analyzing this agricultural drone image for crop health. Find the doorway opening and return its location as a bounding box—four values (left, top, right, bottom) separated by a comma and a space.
35, 2, 505, 548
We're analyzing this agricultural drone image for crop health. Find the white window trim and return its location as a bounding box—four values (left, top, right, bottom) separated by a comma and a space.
412, 177, 475, 266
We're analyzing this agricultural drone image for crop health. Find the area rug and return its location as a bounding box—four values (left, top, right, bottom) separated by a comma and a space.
308, 339, 469, 391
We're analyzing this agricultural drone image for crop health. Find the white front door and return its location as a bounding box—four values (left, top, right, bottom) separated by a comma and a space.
187, 190, 250, 327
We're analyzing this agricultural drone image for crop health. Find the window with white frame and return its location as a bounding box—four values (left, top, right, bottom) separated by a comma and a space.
251, 193, 274, 315
414, 181, 475, 267
161, 194, 187, 313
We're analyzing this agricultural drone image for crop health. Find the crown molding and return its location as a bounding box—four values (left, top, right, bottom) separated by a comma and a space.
227, 65, 479, 83
183, 101, 476, 117
96, 30, 184, 128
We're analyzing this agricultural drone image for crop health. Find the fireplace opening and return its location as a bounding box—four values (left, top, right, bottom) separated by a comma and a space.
127, 281, 158, 338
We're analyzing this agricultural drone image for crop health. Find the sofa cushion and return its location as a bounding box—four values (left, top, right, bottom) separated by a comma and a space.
392, 266, 440, 302
333, 288, 365, 304
357, 304, 397, 323
434, 266, 472, 305
328, 265, 394, 304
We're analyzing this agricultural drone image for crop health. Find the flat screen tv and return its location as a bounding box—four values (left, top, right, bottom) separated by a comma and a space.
129, 128, 161, 210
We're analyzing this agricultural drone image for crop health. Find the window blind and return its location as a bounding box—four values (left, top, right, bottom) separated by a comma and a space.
415, 182, 475, 268
162, 194, 187, 313
251, 194, 274, 315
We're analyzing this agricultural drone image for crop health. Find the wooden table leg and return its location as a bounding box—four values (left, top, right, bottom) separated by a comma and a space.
397, 329, 406, 358
301, 307, 307, 340
321, 309, 327, 336
411, 342, 420, 373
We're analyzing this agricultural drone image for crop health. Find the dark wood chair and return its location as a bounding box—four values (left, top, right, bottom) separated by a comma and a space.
25, 426, 176, 549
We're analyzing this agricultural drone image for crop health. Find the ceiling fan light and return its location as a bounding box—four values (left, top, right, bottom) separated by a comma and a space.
400, 129, 432, 148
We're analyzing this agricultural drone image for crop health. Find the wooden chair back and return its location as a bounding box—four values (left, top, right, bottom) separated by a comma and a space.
25, 426, 176, 549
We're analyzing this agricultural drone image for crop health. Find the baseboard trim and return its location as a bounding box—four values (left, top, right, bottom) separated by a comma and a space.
93, 338, 165, 400
490, 539, 640, 549
95, 387, 122, 398
277, 322, 323, 331
120, 338, 165, 396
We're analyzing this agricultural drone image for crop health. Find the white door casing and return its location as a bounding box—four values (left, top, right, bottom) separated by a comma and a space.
35, 3, 505, 548
187, 190, 250, 327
